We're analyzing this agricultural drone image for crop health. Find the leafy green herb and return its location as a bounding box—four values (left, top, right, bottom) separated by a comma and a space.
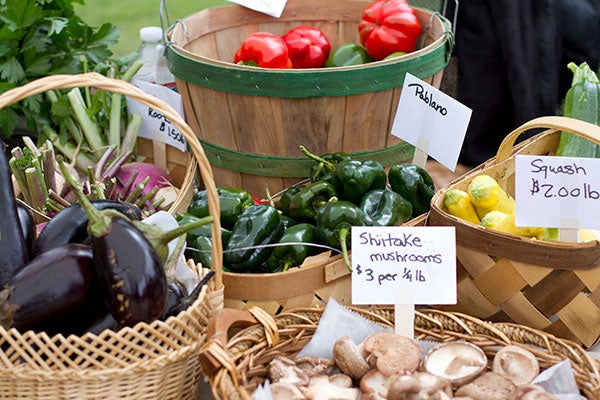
0, 0, 123, 137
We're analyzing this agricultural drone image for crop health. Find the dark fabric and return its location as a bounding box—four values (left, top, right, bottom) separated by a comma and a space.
447, 0, 600, 167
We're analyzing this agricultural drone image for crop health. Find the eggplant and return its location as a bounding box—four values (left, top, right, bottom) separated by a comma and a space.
32, 199, 143, 257
59, 162, 168, 326
16, 202, 36, 261
0, 141, 28, 285
84, 312, 119, 335
0, 243, 102, 335
161, 271, 215, 320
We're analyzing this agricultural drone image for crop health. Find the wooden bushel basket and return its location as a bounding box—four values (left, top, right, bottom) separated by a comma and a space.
200, 306, 600, 400
428, 116, 600, 348
0, 73, 224, 400
166, 0, 453, 196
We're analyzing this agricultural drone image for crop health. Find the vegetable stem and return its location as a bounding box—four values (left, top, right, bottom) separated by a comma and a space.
67, 88, 104, 151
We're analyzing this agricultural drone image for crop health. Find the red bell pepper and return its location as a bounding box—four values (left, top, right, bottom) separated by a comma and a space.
234, 32, 293, 69
358, 0, 422, 61
281, 26, 331, 69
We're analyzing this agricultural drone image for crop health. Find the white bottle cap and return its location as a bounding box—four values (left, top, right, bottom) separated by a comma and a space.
139, 26, 163, 42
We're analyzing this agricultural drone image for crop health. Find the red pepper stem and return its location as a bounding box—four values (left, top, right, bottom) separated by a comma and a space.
338, 227, 352, 271
299, 145, 335, 171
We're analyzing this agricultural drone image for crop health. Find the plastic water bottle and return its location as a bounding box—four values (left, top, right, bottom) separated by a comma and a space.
133, 26, 176, 89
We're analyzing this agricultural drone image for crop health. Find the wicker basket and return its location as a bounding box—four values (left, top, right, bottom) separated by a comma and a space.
0, 72, 225, 400
221, 214, 428, 315
427, 116, 600, 349
200, 306, 600, 400
166, 0, 453, 196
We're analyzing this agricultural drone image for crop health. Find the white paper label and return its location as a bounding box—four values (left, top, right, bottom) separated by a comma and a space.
515, 154, 600, 229
391, 73, 472, 171
126, 79, 187, 152
351, 226, 456, 305
227, 0, 287, 18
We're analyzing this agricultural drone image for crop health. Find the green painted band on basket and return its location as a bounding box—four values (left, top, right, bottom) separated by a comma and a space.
166, 16, 453, 98
200, 140, 416, 178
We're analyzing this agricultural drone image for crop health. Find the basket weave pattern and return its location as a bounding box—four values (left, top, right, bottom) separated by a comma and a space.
0, 73, 224, 399
202, 306, 600, 400
428, 116, 600, 348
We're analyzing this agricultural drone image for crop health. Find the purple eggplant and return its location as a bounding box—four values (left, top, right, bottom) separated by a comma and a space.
0, 243, 102, 335
0, 141, 28, 285
16, 202, 36, 261
161, 271, 215, 320
60, 163, 167, 326
32, 199, 143, 257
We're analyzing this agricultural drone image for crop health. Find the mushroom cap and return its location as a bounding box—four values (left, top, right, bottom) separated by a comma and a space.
386, 372, 452, 400
512, 384, 558, 400
422, 341, 487, 387
492, 345, 540, 386
361, 332, 422, 376
360, 368, 389, 399
301, 375, 360, 400
454, 371, 517, 400
267, 355, 310, 386
333, 336, 371, 380
269, 382, 307, 400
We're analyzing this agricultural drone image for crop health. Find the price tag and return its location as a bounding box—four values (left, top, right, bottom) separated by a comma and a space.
351, 226, 456, 305
515, 154, 600, 230
227, 0, 287, 18
126, 79, 187, 152
391, 73, 472, 171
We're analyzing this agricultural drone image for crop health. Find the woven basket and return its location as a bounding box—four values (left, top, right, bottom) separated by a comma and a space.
0, 72, 225, 400
427, 116, 600, 349
166, 0, 453, 196
200, 306, 600, 400
221, 214, 428, 315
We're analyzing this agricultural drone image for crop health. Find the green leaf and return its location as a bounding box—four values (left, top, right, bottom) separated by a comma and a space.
46, 17, 69, 36
0, 56, 25, 82
0, 107, 20, 138
0, 0, 43, 31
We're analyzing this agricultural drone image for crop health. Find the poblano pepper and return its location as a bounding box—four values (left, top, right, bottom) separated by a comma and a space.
288, 180, 337, 222
188, 186, 254, 229
265, 223, 317, 273
388, 163, 436, 217
224, 204, 284, 272
300, 146, 352, 183
176, 213, 231, 268
277, 184, 305, 217
325, 42, 373, 67
332, 159, 387, 204
315, 200, 364, 270
360, 188, 413, 226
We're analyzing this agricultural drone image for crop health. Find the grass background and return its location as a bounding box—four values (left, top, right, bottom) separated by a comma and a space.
75, 0, 228, 57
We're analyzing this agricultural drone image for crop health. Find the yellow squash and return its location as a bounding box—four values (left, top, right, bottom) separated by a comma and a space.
480, 210, 542, 238
468, 175, 515, 219
442, 188, 480, 224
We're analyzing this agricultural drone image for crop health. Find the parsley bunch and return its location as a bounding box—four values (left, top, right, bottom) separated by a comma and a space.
0, 0, 122, 138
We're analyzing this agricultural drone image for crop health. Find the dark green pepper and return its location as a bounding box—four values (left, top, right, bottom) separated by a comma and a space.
177, 213, 231, 268
224, 204, 284, 272
315, 200, 364, 270
277, 184, 305, 217
332, 159, 387, 205
360, 188, 413, 226
265, 223, 316, 273
288, 180, 337, 222
325, 43, 373, 67
188, 186, 254, 229
388, 163, 436, 217
300, 146, 352, 183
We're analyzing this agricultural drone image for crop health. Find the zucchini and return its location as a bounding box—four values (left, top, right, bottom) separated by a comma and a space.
556, 62, 600, 157
443, 188, 481, 224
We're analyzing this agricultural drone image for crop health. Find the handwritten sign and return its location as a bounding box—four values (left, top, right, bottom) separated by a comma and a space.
227, 0, 287, 18
391, 73, 472, 171
126, 79, 187, 152
515, 154, 600, 230
351, 226, 456, 305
